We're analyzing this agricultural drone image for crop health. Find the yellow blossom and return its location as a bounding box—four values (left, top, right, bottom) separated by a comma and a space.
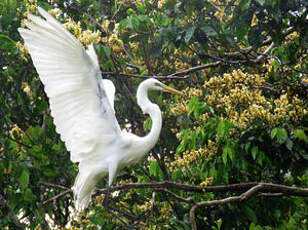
10, 124, 24, 140
251, 14, 259, 26
16, 41, 29, 61
200, 177, 213, 187
48, 8, 62, 17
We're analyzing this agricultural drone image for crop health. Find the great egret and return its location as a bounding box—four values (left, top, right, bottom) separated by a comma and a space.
18, 7, 182, 211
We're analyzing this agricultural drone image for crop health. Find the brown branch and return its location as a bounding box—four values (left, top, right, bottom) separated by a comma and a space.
39, 181, 69, 190
96, 181, 308, 196
190, 184, 263, 230
42, 189, 72, 205
189, 182, 308, 230
101, 61, 221, 80
253, 42, 275, 63
154, 188, 195, 203
41, 181, 308, 206
0, 194, 24, 229
4, 134, 32, 149
223, 27, 294, 58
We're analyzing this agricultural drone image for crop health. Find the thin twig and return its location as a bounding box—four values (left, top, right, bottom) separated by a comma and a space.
39, 181, 69, 190
101, 61, 221, 80
43, 189, 72, 205
154, 188, 195, 203
253, 42, 275, 63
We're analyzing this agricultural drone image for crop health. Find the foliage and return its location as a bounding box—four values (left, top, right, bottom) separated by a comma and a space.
0, 0, 307, 229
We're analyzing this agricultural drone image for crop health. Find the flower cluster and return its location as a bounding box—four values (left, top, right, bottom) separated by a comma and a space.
105, 33, 123, 53
64, 19, 101, 47
157, 0, 168, 9
48, 8, 63, 17
200, 177, 213, 187
170, 100, 189, 115
16, 41, 29, 62
21, 82, 33, 99
204, 70, 307, 128
167, 140, 217, 171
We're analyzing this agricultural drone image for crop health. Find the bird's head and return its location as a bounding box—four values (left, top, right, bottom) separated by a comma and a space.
137, 78, 183, 114
146, 78, 183, 95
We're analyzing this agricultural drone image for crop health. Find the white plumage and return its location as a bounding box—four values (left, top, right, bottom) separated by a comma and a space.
18, 7, 182, 210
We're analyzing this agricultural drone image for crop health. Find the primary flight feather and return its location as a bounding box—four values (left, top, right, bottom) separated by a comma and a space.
18, 7, 182, 210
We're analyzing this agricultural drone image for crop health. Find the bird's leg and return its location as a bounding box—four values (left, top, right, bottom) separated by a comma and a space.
103, 185, 135, 229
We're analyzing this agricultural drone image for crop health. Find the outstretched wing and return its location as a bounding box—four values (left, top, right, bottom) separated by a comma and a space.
18, 7, 121, 163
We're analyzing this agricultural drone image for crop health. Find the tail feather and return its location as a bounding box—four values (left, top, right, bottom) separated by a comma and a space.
72, 163, 108, 211
72, 171, 97, 211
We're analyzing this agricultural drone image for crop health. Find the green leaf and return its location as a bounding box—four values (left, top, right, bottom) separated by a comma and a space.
149, 161, 158, 176
184, 26, 196, 44
223, 145, 235, 162
0, 34, 16, 51
0, 0, 17, 26
285, 138, 293, 150
20, 169, 29, 190
294, 129, 307, 141
136, 4, 146, 14
251, 146, 258, 160
43, 168, 54, 177
131, 16, 140, 30
217, 121, 226, 139
176, 141, 185, 154
273, 59, 280, 71
126, 8, 136, 16
245, 142, 251, 153
201, 25, 217, 37
24, 188, 36, 201
119, 18, 128, 31
257, 151, 265, 165
24, 126, 44, 144
149, 161, 163, 179
271, 128, 278, 139
102, 45, 111, 58
249, 223, 256, 230
222, 149, 228, 165
276, 128, 288, 144
143, 117, 152, 131
217, 218, 222, 230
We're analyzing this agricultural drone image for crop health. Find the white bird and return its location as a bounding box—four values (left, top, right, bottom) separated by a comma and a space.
18, 7, 182, 211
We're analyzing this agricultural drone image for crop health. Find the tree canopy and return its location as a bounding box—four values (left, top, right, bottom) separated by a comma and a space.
0, 0, 307, 229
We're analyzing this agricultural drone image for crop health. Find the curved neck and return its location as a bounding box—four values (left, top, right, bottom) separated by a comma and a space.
137, 83, 162, 152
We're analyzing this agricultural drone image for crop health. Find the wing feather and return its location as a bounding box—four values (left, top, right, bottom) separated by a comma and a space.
18, 7, 120, 162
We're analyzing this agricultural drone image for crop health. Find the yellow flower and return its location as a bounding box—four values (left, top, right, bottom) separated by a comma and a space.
200, 177, 213, 187
251, 14, 259, 26
10, 124, 24, 140
16, 41, 29, 61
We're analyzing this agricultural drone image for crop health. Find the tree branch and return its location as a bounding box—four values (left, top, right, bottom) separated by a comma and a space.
190, 184, 268, 230
42, 189, 72, 205
41, 181, 308, 206
101, 61, 221, 80
39, 181, 69, 190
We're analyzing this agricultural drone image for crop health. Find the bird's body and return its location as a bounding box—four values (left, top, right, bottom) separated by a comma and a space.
18, 7, 182, 211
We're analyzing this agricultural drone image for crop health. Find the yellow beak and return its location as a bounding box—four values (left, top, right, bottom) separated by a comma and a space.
161, 84, 183, 96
